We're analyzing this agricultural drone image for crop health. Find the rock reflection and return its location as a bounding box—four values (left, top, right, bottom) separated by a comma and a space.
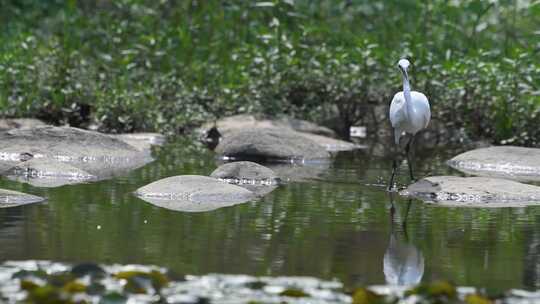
383, 194, 424, 285
265, 160, 330, 183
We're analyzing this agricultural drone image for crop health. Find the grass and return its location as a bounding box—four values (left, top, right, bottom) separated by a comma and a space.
0, 0, 539, 145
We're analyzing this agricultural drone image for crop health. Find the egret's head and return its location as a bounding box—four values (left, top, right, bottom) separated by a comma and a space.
397, 59, 410, 72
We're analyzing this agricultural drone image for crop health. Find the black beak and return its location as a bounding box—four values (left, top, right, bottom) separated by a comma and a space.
398, 65, 408, 78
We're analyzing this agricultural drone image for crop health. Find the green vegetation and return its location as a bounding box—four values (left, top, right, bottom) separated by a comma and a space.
352, 287, 386, 304
114, 270, 169, 293
405, 280, 457, 301
1, 0, 539, 145
5, 265, 507, 304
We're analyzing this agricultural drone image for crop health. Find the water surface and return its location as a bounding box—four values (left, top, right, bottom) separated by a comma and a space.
1, 139, 539, 292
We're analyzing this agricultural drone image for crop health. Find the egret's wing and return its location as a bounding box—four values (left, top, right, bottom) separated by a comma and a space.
411, 91, 431, 129
423, 106, 431, 129
389, 92, 406, 144
389, 92, 406, 128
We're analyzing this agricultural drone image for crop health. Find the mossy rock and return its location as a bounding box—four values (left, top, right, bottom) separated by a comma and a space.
405, 281, 457, 300
62, 281, 87, 294
13, 269, 48, 280
86, 282, 106, 295
279, 288, 309, 298
351, 288, 386, 304
47, 272, 76, 288
99, 292, 127, 304
465, 294, 493, 304
25, 284, 73, 304
114, 270, 169, 293
71, 262, 106, 279
20, 279, 40, 291
245, 280, 266, 290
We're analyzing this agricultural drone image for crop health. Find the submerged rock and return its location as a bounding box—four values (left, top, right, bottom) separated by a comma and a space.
215, 128, 330, 161
134, 175, 255, 212
448, 146, 540, 182
5, 159, 96, 188
402, 176, 540, 207
211, 161, 279, 196
0, 126, 153, 184
0, 188, 45, 208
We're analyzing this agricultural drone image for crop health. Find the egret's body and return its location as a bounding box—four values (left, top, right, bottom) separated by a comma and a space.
389, 91, 430, 144
388, 59, 430, 189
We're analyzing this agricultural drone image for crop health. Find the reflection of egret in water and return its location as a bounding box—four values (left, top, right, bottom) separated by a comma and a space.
383, 194, 424, 285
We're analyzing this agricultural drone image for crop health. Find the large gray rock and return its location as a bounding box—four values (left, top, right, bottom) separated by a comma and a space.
0, 118, 48, 131
276, 116, 337, 137
402, 176, 540, 207
299, 132, 365, 152
211, 161, 279, 196
134, 175, 255, 212
0, 162, 15, 175
201, 115, 363, 152
5, 159, 96, 188
448, 146, 540, 182
112, 133, 165, 152
0, 126, 153, 181
202, 114, 337, 137
215, 128, 330, 161
0, 188, 45, 208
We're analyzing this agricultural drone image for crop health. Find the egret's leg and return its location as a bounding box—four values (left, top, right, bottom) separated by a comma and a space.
403, 199, 412, 224
405, 136, 415, 181
401, 200, 412, 240
388, 132, 401, 191
389, 193, 395, 229
388, 159, 398, 191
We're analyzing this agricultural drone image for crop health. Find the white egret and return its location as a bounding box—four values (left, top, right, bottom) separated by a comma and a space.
388, 59, 430, 189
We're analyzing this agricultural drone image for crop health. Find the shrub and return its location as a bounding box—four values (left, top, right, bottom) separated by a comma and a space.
0, 0, 538, 145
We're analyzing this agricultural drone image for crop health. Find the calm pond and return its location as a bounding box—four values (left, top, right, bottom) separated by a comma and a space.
1, 138, 539, 293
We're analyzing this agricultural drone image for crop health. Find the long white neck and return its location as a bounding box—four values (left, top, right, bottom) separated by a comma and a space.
402, 70, 414, 118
